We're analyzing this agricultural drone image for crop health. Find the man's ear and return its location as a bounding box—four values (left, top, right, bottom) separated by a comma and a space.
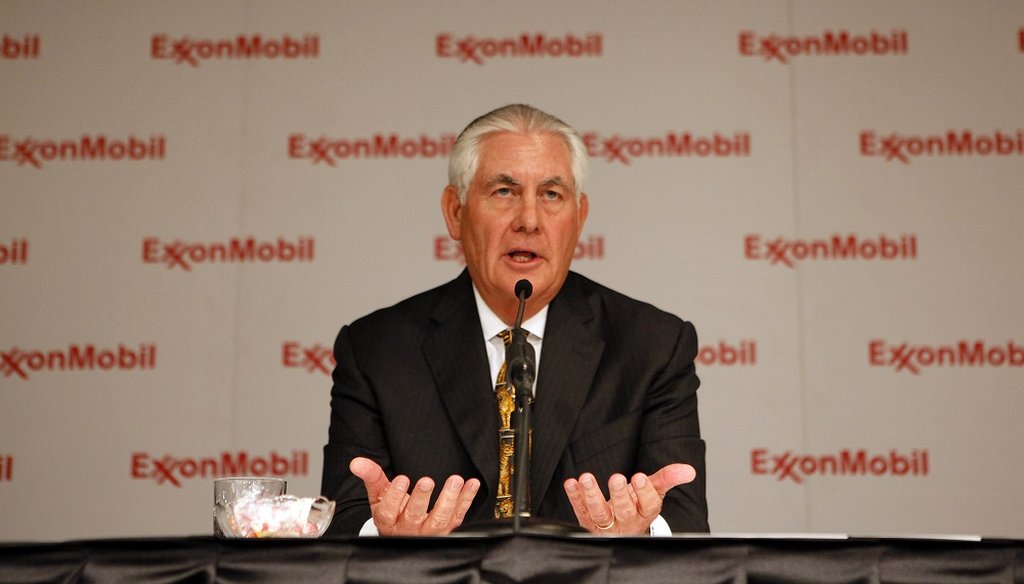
576, 192, 590, 237
581, 189, 589, 228
441, 185, 463, 241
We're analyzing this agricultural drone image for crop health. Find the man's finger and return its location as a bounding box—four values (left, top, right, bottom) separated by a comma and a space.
374, 474, 410, 530
630, 472, 662, 519
450, 478, 481, 528
398, 477, 435, 528
421, 475, 481, 534
563, 478, 592, 526
350, 457, 390, 501
579, 473, 614, 528
648, 463, 696, 496
423, 475, 465, 533
607, 473, 638, 526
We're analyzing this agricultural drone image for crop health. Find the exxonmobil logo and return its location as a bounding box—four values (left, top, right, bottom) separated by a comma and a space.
289, 133, 456, 165
142, 236, 315, 271
131, 450, 309, 487
282, 341, 334, 376
739, 29, 908, 63
0, 238, 28, 265
696, 340, 757, 367
745, 233, 917, 268
583, 131, 750, 165
861, 129, 1024, 163
752, 448, 929, 484
436, 32, 602, 64
0, 455, 12, 482
0, 134, 166, 168
2, 34, 40, 59
869, 339, 1024, 374
1, 344, 157, 380
151, 33, 319, 66
434, 234, 606, 263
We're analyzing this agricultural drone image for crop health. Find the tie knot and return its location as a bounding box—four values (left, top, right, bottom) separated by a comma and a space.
497, 328, 531, 346
497, 329, 513, 347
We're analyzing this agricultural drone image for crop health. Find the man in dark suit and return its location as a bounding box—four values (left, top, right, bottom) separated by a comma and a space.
322, 104, 708, 536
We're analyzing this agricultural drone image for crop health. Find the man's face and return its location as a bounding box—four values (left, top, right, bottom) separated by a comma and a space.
442, 131, 589, 323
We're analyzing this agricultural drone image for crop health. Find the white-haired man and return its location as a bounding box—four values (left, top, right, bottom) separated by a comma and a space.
322, 104, 708, 536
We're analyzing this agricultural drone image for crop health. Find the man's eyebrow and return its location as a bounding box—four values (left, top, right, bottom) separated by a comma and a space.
484, 174, 520, 188
539, 176, 571, 189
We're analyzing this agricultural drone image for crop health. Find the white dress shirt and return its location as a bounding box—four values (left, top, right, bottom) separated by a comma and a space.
472, 285, 546, 388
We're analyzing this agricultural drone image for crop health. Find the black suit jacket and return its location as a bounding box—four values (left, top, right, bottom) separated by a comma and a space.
322, 270, 708, 535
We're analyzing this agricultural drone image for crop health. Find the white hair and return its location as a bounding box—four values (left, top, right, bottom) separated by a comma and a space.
447, 104, 589, 203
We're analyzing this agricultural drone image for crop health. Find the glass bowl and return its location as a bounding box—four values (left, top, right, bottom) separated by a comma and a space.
214, 494, 335, 538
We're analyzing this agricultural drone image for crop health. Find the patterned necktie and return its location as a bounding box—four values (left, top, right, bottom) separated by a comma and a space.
494, 329, 516, 519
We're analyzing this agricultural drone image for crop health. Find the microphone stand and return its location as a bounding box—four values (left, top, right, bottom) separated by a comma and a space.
456, 280, 585, 535
506, 289, 535, 533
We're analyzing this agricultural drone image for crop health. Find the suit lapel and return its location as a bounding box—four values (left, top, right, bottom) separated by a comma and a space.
531, 273, 605, 505
422, 271, 499, 495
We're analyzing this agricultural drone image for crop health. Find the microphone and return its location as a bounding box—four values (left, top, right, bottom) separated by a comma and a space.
507, 280, 535, 394
506, 280, 536, 531
514, 279, 533, 302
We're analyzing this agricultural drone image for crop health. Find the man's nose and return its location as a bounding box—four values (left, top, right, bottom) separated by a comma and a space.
514, 195, 539, 233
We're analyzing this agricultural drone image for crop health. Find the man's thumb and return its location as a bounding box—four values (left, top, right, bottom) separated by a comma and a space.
649, 463, 696, 496
350, 457, 389, 497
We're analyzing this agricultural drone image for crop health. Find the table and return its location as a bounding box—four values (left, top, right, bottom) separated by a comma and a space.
2, 533, 1022, 583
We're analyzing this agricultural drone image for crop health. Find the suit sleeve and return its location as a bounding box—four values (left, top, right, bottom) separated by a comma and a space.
638, 319, 709, 532
321, 325, 387, 537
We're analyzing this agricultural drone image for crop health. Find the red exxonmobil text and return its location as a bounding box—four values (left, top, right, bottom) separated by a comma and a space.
142, 236, 315, 271
745, 234, 917, 267
860, 129, 1024, 163
0, 455, 12, 482
869, 339, 1024, 374
289, 133, 456, 165
751, 448, 929, 484
1, 344, 156, 380
0, 238, 28, 265
2, 34, 40, 59
739, 29, 908, 63
151, 34, 319, 66
131, 450, 309, 487
436, 33, 602, 64
282, 342, 335, 376
697, 340, 757, 366
582, 131, 750, 165
0, 134, 166, 168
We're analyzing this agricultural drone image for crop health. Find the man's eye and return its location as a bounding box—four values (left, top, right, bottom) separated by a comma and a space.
494, 187, 512, 197
543, 190, 562, 200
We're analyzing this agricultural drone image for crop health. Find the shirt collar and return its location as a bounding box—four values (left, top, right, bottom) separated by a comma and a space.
472, 284, 548, 341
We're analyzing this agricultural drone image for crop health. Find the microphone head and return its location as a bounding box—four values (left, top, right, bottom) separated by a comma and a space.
514, 279, 533, 300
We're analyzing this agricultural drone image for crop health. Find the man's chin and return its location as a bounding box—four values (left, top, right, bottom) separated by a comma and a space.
500, 268, 546, 293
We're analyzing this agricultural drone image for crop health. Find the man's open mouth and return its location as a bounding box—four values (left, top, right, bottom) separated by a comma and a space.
508, 250, 538, 262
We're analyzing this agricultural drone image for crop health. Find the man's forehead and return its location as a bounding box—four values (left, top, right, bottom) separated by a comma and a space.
474, 131, 575, 186
478, 130, 569, 154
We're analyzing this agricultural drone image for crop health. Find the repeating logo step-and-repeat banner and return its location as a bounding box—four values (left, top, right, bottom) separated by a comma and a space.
2, 0, 1022, 541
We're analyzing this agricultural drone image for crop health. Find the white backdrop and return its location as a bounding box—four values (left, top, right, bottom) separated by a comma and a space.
2, 0, 1023, 541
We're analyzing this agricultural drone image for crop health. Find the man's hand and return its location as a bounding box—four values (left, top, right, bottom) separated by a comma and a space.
349, 457, 480, 536
563, 463, 696, 535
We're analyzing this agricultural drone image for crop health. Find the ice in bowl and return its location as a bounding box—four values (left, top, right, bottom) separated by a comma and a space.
215, 494, 335, 538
